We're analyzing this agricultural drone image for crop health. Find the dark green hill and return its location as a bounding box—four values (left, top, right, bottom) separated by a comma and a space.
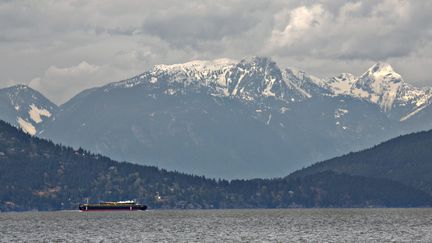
290, 130, 432, 194
0, 120, 430, 211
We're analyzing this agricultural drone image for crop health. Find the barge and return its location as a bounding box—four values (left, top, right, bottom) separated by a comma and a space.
79, 200, 147, 211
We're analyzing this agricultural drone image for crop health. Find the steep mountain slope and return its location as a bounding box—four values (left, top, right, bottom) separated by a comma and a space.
0, 85, 57, 135
0, 120, 430, 211
38, 58, 397, 178
400, 104, 432, 132
42, 90, 292, 178
289, 129, 432, 195
347, 63, 432, 121
37, 57, 432, 178
287, 62, 432, 122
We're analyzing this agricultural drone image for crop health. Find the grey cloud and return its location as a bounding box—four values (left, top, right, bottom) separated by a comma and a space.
0, 0, 431, 104
141, 13, 257, 48
28, 62, 131, 105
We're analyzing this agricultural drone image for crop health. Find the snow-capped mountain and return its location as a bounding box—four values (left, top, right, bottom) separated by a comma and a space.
0, 85, 57, 135
92, 57, 432, 122
311, 62, 432, 122
346, 63, 432, 120
351, 62, 403, 112
106, 57, 310, 106
1, 57, 431, 178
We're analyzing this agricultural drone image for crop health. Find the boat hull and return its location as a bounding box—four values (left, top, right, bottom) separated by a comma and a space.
79, 204, 147, 211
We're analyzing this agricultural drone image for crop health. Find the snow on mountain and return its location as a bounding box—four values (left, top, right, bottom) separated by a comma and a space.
105, 58, 238, 96
351, 62, 404, 112
348, 63, 432, 121
151, 58, 237, 90
221, 57, 309, 103
110, 58, 237, 89
307, 62, 432, 121
154, 58, 237, 76
0, 85, 57, 135
17, 117, 36, 135
101, 58, 432, 122
105, 57, 311, 107
327, 73, 356, 96
282, 67, 331, 98
29, 103, 52, 124
279, 62, 432, 122
397, 85, 432, 122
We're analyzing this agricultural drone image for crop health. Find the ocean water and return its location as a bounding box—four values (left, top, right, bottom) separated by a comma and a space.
1, 208, 432, 242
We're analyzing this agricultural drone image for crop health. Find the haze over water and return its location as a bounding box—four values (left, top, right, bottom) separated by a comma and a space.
1, 208, 432, 242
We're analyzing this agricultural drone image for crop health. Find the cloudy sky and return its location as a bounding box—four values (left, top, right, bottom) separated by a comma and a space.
1, 0, 431, 104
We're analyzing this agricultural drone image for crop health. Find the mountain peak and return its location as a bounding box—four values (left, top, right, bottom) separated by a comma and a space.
240, 56, 273, 65
353, 62, 405, 112
362, 62, 402, 82
152, 56, 276, 73
369, 62, 394, 73
153, 58, 237, 74
4, 84, 30, 92
0, 84, 57, 136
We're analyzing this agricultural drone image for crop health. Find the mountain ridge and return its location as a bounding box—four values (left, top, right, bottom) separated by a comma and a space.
1, 57, 431, 178
97, 57, 432, 121
2, 57, 430, 130
288, 128, 432, 195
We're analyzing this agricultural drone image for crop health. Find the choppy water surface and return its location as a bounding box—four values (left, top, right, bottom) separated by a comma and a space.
1, 208, 432, 242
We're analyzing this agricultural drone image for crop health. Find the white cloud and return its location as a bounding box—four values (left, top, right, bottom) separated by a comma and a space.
29, 62, 129, 104
269, 4, 327, 49
267, 0, 431, 61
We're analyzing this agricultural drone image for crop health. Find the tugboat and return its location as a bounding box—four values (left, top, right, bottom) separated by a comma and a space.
79, 200, 147, 211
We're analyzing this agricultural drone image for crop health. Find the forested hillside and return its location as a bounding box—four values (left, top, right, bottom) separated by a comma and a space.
0, 120, 430, 211
290, 130, 432, 194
